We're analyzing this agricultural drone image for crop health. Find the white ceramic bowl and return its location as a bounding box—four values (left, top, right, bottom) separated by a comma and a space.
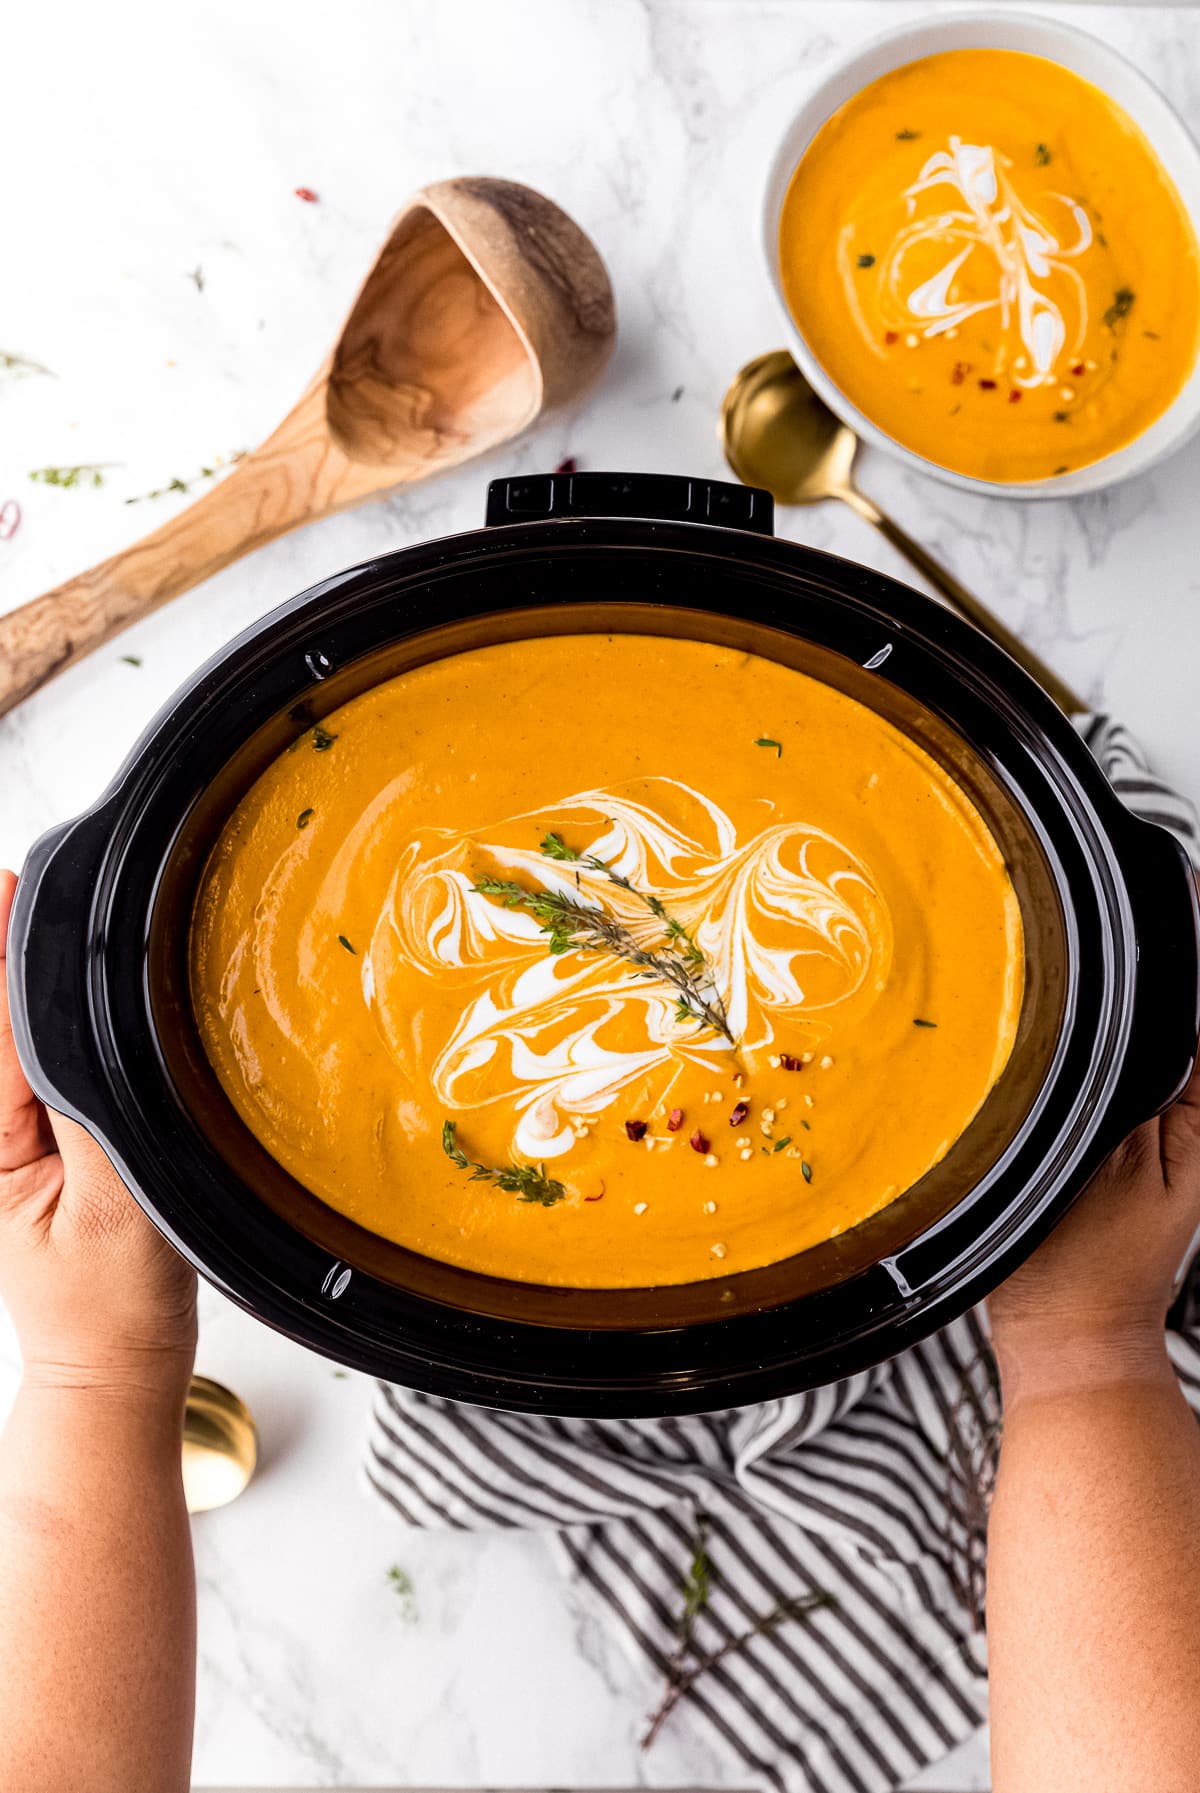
762, 9, 1200, 499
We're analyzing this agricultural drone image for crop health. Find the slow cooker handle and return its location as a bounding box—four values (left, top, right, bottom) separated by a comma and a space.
1118, 816, 1200, 1125
485, 471, 775, 534
7, 808, 113, 1127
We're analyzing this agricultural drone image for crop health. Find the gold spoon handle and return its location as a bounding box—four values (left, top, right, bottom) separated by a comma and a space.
838, 484, 1088, 717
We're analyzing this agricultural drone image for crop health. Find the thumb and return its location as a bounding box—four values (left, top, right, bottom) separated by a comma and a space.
45, 1112, 148, 1245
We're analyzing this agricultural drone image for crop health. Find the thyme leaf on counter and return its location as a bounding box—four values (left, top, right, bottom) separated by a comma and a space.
472, 834, 735, 1045
386, 1564, 418, 1622
29, 462, 116, 489
441, 1119, 567, 1208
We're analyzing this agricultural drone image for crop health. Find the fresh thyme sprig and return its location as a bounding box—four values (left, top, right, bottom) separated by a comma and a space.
441, 1119, 567, 1208
540, 829, 706, 967
641, 1513, 835, 1752
124, 450, 246, 505
473, 862, 734, 1045
477, 830, 735, 1044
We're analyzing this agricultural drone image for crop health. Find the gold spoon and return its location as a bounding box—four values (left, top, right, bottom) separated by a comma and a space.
0, 177, 615, 719
721, 350, 1087, 716
182, 1376, 258, 1513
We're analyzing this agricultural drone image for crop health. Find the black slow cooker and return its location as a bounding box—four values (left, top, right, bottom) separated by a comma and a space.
10, 470, 1199, 1414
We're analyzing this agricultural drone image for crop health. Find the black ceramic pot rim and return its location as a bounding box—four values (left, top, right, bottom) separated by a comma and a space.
9, 472, 1199, 1415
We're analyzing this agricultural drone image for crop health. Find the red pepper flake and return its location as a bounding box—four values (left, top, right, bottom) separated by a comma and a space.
689, 1130, 710, 1155
0, 499, 20, 541
624, 1119, 648, 1142
729, 1100, 750, 1128
554, 457, 577, 475
950, 361, 972, 386
584, 1180, 606, 1202
667, 1108, 684, 1132
779, 1054, 804, 1072
1008, 389, 1022, 403
884, 330, 899, 345
294, 186, 319, 204
978, 378, 998, 391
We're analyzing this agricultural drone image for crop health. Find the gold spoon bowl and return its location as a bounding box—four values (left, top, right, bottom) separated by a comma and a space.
721, 349, 1087, 717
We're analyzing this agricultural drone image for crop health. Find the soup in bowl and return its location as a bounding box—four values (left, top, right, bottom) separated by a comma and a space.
766, 17, 1200, 494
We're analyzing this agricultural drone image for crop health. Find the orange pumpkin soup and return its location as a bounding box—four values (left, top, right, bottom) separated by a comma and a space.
189, 635, 1023, 1288
779, 49, 1200, 483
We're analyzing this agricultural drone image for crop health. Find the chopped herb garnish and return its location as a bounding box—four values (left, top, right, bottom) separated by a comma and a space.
29, 463, 115, 490
332, 1370, 348, 1379
1104, 288, 1136, 329
1053, 465, 1069, 476
1053, 411, 1070, 423
297, 808, 314, 829
756, 738, 782, 757
1035, 143, 1052, 166
801, 1160, 813, 1183
800, 1119, 811, 1131
896, 128, 920, 141
311, 725, 337, 751
441, 1118, 567, 1207
774, 1137, 792, 1153
337, 934, 356, 954
913, 1017, 937, 1028
119, 654, 142, 667
1144, 329, 1161, 341
856, 253, 876, 269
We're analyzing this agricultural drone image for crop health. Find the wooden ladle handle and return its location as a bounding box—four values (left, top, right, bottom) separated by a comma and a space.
0, 385, 357, 720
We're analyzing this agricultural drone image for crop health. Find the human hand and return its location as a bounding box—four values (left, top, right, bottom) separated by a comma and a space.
989, 1039, 1200, 1400
0, 868, 196, 1394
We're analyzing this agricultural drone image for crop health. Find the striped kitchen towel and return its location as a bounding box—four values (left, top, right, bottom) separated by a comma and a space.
364, 715, 1200, 1793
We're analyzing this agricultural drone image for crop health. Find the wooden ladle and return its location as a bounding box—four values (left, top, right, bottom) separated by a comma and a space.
0, 177, 615, 718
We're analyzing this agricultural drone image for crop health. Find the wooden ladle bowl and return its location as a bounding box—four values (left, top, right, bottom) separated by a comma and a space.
0, 177, 615, 718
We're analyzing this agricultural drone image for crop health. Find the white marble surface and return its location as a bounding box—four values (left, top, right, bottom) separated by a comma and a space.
2, 1, 1198, 1786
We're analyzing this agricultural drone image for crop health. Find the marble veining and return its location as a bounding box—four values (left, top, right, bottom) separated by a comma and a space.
1, 4, 1191, 1788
